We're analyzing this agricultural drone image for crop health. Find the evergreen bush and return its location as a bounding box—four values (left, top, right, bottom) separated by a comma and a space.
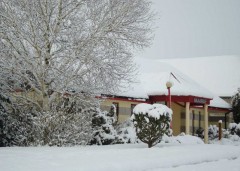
131, 103, 172, 148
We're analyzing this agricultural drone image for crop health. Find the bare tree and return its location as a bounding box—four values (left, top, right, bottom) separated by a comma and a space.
0, 0, 153, 112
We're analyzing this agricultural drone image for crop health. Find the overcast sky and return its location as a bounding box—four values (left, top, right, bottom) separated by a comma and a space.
135, 0, 240, 59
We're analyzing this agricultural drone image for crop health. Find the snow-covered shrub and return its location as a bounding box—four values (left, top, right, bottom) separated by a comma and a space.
36, 97, 94, 146
131, 103, 172, 148
195, 127, 204, 139
208, 125, 219, 140
36, 111, 92, 146
207, 125, 230, 140
116, 119, 139, 144
90, 105, 118, 145
0, 93, 40, 146
175, 134, 204, 144
0, 109, 39, 146
1, 95, 94, 146
222, 129, 230, 139
229, 123, 240, 137
231, 88, 240, 124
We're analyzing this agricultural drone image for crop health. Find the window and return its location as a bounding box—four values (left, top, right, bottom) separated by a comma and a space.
199, 111, 201, 128
192, 110, 195, 135
131, 104, 136, 115
112, 102, 119, 121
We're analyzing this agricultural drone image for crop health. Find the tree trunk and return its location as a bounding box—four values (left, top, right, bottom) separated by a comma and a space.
148, 142, 153, 148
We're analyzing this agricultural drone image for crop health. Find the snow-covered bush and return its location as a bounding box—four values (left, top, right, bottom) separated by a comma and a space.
222, 129, 230, 139
232, 88, 240, 124
0, 93, 39, 146
36, 111, 92, 146
0, 110, 39, 146
195, 127, 204, 139
131, 103, 172, 148
207, 125, 230, 140
229, 123, 240, 137
90, 105, 118, 145
1, 95, 94, 146
116, 119, 139, 144
208, 125, 219, 140
36, 97, 94, 146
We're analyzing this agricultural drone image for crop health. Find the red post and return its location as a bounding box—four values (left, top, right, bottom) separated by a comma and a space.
168, 87, 171, 108
167, 87, 172, 129
166, 81, 173, 129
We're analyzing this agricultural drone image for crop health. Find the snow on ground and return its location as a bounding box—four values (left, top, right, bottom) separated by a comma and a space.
1, 137, 240, 171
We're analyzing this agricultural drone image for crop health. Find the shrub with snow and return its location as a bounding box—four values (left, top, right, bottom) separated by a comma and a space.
116, 120, 139, 144
1, 95, 94, 147
0, 93, 39, 146
90, 105, 118, 145
131, 103, 172, 148
229, 123, 240, 137
208, 125, 219, 140
195, 127, 204, 139
203, 123, 240, 144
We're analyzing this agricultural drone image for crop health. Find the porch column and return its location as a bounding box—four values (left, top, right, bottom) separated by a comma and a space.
185, 102, 190, 134
204, 104, 208, 143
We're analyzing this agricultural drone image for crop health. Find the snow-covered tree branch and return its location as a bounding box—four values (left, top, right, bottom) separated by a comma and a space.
0, 0, 153, 111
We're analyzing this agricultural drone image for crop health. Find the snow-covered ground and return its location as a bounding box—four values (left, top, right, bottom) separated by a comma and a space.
1, 137, 240, 171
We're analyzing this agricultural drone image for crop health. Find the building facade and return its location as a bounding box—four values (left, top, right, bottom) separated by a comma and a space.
100, 94, 230, 140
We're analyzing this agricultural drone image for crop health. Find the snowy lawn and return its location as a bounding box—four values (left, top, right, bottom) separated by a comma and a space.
1, 142, 240, 171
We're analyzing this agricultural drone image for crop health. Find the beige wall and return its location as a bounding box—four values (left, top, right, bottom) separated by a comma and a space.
100, 99, 144, 123
171, 102, 184, 136
14, 90, 44, 107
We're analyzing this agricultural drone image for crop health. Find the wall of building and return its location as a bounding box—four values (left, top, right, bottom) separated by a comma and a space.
171, 102, 184, 136
14, 90, 44, 108
188, 108, 205, 135
100, 99, 144, 123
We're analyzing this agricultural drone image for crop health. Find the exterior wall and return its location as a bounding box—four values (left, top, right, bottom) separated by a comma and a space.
14, 90, 44, 107
219, 96, 233, 124
208, 110, 230, 129
187, 108, 229, 135
188, 108, 205, 135
100, 99, 145, 123
171, 103, 184, 136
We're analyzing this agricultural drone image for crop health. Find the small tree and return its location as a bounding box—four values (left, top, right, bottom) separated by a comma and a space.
90, 105, 118, 145
131, 103, 172, 148
232, 88, 240, 124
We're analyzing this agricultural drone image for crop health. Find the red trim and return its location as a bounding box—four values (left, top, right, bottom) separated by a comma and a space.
190, 105, 230, 112
97, 96, 149, 103
149, 95, 212, 105
208, 107, 230, 112
13, 88, 24, 92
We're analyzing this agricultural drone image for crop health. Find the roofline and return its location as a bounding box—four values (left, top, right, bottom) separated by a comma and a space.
191, 106, 231, 112
149, 95, 212, 105
97, 95, 149, 103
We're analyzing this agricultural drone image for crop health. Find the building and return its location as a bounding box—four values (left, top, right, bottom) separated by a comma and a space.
100, 58, 231, 143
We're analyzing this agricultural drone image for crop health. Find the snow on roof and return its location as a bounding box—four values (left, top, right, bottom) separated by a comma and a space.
160, 56, 240, 97
118, 58, 214, 99
116, 57, 231, 109
209, 96, 231, 109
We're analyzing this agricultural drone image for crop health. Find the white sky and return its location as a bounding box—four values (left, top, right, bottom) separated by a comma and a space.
135, 0, 240, 59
